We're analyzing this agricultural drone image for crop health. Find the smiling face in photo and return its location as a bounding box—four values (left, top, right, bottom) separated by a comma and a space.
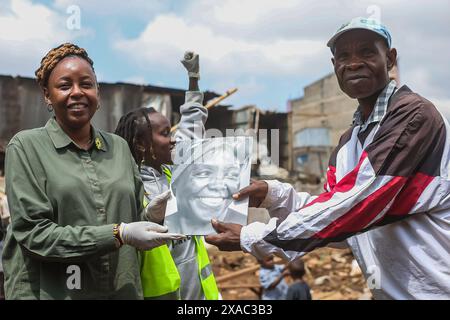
175, 145, 241, 223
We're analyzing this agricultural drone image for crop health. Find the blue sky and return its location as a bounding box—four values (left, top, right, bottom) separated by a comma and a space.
1, 0, 450, 113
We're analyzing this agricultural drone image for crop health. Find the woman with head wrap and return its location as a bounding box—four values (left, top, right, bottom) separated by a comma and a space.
3, 43, 182, 300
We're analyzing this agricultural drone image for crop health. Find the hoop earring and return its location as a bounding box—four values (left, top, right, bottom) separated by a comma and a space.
47, 104, 53, 112
138, 148, 146, 164
97, 104, 100, 110
150, 147, 157, 160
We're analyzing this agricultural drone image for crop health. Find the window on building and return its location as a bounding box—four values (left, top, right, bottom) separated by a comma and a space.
296, 154, 309, 166
294, 128, 331, 148
235, 109, 252, 124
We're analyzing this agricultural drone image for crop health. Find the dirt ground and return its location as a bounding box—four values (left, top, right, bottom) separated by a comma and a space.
209, 246, 372, 300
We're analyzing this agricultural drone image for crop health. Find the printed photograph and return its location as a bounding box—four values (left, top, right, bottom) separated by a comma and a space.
165, 136, 253, 235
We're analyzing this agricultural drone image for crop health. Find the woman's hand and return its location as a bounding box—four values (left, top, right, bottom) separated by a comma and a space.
119, 221, 185, 251
144, 190, 171, 224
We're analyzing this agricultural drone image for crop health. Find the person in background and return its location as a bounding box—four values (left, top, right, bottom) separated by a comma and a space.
258, 255, 289, 300
115, 52, 219, 300
286, 258, 312, 300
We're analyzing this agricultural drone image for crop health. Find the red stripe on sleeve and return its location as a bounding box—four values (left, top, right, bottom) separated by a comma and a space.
384, 172, 434, 217
324, 165, 337, 192
313, 176, 406, 239
305, 152, 368, 209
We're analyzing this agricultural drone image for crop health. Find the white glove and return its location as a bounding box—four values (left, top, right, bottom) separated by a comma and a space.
181, 51, 200, 79
144, 190, 171, 224
119, 221, 185, 251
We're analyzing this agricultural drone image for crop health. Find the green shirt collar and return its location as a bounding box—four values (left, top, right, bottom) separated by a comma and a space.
45, 117, 107, 152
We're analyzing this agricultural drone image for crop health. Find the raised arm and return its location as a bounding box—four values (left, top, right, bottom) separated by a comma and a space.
175, 51, 207, 142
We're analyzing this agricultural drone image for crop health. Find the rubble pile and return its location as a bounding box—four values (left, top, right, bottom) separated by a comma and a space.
209, 247, 371, 300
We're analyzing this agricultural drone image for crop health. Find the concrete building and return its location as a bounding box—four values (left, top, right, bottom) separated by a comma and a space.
289, 73, 355, 179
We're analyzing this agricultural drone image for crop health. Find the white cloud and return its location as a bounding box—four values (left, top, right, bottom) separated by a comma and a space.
53, 0, 170, 18
0, 0, 80, 77
115, 13, 327, 80
0, 0, 56, 42
123, 75, 147, 85
432, 99, 450, 122
401, 68, 446, 99
210, 0, 300, 24
114, 12, 333, 108
113, 0, 449, 108
1, 0, 448, 109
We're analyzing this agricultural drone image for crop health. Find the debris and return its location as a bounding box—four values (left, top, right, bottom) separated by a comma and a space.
358, 288, 373, 300
350, 259, 363, 276
314, 275, 332, 286
331, 253, 347, 264
209, 247, 371, 300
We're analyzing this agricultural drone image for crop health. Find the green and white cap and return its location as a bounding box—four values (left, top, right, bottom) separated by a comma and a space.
327, 17, 392, 53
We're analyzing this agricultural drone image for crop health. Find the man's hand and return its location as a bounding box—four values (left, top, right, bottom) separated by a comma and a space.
181, 51, 200, 79
232, 180, 268, 207
204, 219, 243, 251
144, 190, 171, 224
120, 221, 185, 251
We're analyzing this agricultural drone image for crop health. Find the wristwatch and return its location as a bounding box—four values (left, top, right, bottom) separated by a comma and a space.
113, 224, 123, 248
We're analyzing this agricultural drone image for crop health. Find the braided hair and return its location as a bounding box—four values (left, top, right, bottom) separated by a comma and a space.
35, 43, 95, 88
115, 107, 157, 166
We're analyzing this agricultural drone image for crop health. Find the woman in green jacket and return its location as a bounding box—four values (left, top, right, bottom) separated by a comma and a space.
2, 43, 182, 300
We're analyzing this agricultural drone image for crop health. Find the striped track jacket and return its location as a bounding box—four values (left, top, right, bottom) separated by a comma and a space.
241, 85, 450, 299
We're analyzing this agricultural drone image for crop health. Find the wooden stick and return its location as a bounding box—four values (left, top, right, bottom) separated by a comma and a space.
216, 257, 285, 283
219, 284, 262, 290
205, 88, 238, 110
216, 264, 260, 283
171, 88, 238, 132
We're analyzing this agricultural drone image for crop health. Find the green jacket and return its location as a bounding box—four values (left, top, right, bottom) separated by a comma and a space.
2, 118, 145, 299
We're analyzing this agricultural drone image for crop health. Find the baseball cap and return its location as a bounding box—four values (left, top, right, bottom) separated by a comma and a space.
327, 17, 392, 53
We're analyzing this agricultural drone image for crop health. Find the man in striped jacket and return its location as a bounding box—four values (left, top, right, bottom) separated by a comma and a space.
206, 17, 450, 299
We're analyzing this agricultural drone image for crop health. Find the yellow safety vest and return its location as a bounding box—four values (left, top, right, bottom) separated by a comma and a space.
140, 166, 219, 300
194, 236, 219, 300
140, 195, 180, 299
